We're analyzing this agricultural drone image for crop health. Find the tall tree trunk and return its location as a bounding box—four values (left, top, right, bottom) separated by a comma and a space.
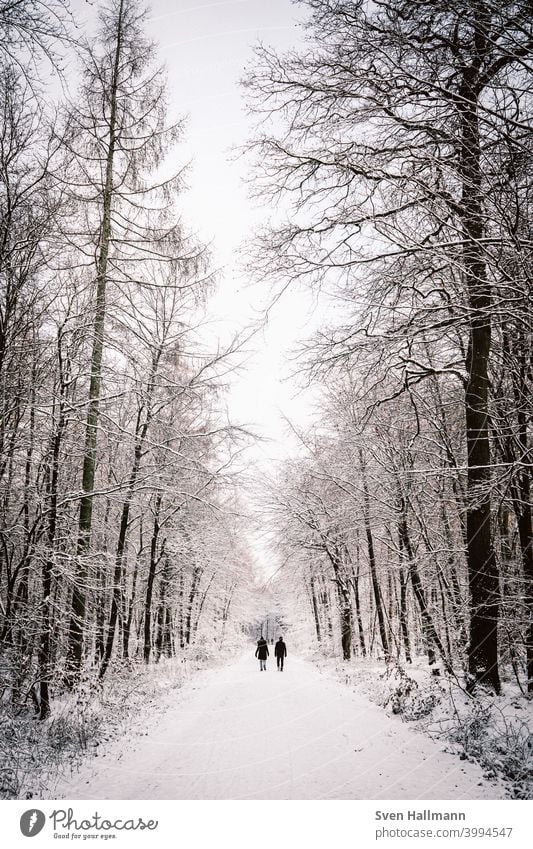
509, 332, 533, 693
459, 48, 500, 693
94, 564, 106, 663
154, 560, 171, 662
178, 569, 185, 650
163, 607, 173, 658
38, 345, 68, 719
360, 451, 390, 661
398, 568, 411, 664
349, 533, 366, 656
351, 568, 366, 657
335, 579, 352, 661
309, 575, 322, 644
517, 504, 533, 693
184, 566, 202, 645
67, 0, 126, 683
123, 551, 140, 660
321, 578, 334, 643
143, 495, 162, 663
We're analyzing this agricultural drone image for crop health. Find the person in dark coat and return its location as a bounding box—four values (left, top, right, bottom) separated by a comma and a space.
255, 637, 269, 671
274, 636, 287, 671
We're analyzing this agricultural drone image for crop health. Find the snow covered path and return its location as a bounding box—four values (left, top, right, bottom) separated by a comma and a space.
52, 652, 501, 800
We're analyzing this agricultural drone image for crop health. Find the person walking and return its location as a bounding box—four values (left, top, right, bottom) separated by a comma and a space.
255, 637, 269, 671
274, 636, 287, 671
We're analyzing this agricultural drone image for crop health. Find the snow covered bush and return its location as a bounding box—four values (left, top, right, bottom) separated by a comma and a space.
0, 706, 96, 799
0, 651, 213, 799
444, 696, 533, 799
383, 667, 440, 721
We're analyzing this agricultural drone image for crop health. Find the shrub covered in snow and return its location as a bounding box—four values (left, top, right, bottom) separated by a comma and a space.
439, 690, 533, 799
0, 652, 215, 799
381, 666, 441, 720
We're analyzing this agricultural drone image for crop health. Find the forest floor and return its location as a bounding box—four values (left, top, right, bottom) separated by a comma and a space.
47, 651, 504, 800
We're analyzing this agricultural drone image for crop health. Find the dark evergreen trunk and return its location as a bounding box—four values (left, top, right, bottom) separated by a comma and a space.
459, 33, 500, 692
509, 333, 533, 693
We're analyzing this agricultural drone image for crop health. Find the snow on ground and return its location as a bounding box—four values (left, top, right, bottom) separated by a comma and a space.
49, 651, 502, 800
314, 654, 532, 798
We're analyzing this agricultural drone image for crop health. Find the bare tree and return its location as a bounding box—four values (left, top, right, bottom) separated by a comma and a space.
0, 0, 73, 80
245, 0, 532, 692
60, 0, 194, 680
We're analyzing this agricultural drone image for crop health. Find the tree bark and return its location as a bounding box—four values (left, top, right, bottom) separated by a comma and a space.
143, 495, 162, 664
38, 338, 68, 719
398, 567, 411, 664
360, 451, 390, 661
68, 0, 126, 683
459, 42, 500, 693
310, 575, 322, 643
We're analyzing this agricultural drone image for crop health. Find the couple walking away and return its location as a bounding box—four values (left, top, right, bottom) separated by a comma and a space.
255, 636, 287, 671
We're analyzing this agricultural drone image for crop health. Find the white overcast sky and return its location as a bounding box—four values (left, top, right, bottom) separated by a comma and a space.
143, 0, 322, 459
118, 0, 320, 457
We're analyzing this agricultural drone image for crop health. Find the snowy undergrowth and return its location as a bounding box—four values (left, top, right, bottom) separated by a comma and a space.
0, 642, 232, 799
310, 652, 533, 799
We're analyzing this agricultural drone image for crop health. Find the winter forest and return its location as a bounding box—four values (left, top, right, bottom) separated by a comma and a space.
0, 0, 532, 801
